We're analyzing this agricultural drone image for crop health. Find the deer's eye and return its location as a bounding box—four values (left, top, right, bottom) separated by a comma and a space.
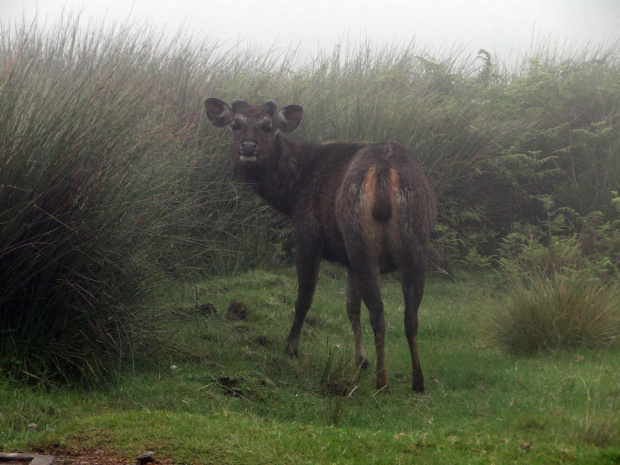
230, 121, 241, 131
261, 123, 273, 132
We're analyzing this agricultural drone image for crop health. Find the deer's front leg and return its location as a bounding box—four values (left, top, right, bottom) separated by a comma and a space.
285, 240, 322, 357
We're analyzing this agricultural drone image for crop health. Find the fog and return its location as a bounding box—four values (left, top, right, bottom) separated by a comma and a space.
2, 0, 620, 61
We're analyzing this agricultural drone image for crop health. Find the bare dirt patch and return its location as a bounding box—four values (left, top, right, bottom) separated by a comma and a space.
31, 448, 173, 465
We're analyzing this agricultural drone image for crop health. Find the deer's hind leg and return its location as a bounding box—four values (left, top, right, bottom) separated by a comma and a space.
346, 270, 369, 369
349, 263, 389, 391
400, 246, 428, 392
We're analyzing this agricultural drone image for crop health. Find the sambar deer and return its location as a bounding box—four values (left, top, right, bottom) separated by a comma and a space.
204, 98, 437, 392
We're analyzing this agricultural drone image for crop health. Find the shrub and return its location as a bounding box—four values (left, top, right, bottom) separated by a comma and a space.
486, 275, 620, 355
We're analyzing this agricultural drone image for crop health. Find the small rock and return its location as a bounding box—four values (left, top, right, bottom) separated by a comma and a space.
136, 451, 155, 464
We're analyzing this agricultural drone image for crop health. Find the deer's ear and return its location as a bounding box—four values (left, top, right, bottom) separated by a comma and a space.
274, 105, 303, 133
205, 98, 234, 127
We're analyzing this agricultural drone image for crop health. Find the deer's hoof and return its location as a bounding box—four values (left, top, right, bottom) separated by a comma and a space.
285, 344, 298, 357
412, 376, 425, 393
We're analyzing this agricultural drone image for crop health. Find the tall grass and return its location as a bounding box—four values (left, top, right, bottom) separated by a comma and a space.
0, 19, 216, 384
141, 31, 620, 273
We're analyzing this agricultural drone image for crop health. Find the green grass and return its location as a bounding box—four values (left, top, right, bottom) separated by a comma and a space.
1, 266, 619, 464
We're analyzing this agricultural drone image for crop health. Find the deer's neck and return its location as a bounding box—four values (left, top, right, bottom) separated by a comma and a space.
235, 134, 314, 217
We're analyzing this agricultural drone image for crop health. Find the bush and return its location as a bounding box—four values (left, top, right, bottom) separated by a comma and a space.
499, 201, 620, 281
486, 275, 620, 355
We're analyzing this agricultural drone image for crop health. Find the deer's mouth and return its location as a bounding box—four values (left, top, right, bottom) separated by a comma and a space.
239, 154, 258, 162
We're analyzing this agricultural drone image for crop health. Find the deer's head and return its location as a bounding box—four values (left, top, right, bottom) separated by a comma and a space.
205, 98, 303, 163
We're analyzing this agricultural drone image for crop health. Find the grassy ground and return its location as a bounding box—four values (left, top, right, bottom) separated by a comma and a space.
1, 265, 619, 464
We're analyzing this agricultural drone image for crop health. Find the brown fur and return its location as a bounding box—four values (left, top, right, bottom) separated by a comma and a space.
205, 98, 437, 392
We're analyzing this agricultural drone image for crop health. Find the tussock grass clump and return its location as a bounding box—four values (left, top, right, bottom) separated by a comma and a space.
487, 275, 620, 355
0, 20, 209, 385
318, 345, 360, 427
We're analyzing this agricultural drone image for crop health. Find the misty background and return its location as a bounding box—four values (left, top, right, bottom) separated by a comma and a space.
2, 0, 620, 63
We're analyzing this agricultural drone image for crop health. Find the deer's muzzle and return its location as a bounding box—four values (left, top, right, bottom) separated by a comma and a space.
239, 141, 259, 161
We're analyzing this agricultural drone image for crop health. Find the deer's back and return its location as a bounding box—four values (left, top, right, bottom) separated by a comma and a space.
297, 141, 436, 269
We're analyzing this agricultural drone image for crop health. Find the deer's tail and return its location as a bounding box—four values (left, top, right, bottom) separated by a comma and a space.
372, 162, 395, 223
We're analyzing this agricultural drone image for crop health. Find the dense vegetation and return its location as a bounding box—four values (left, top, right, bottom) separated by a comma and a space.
0, 19, 619, 386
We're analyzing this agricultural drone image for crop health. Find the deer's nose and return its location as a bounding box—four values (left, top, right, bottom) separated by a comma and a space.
239, 141, 258, 157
